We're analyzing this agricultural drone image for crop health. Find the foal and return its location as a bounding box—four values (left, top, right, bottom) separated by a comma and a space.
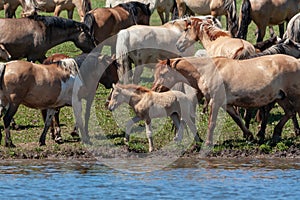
107, 83, 200, 152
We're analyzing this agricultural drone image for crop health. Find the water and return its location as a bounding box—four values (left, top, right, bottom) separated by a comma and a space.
0, 158, 299, 199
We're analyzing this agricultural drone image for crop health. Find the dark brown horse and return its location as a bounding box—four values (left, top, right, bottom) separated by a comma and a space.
84, 1, 151, 49
0, 15, 95, 62
1, 0, 21, 18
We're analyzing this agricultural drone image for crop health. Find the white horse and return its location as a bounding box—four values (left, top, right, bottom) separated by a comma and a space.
115, 16, 220, 83
105, 0, 175, 24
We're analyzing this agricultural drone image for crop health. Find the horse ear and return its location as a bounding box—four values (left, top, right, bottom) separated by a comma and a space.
147, 3, 150, 8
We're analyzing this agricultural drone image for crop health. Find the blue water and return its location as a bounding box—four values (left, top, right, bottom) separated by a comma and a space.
0, 158, 299, 199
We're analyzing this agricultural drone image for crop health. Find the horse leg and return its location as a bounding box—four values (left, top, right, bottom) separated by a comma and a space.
225, 105, 254, 141
256, 103, 274, 144
54, 5, 62, 17
170, 113, 182, 141
41, 109, 61, 143
158, 10, 165, 24
278, 23, 285, 39
205, 100, 221, 146
256, 25, 266, 42
67, 9, 74, 20
272, 99, 297, 143
133, 65, 144, 84
125, 116, 141, 144
39, 109, 56, 146
3, 103, 19, 147
185, 115, 201, 143
145, 119, 154, 152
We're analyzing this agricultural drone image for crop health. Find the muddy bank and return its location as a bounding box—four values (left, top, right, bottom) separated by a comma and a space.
1, 140, 300, 160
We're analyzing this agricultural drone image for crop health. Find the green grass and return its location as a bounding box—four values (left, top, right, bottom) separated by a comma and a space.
0, 0, 298, 157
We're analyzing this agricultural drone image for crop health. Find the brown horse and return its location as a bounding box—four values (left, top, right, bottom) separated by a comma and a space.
108, 83, 200, 152
237, 0, 300, 42
20, 0, 92, 21
176, 17, 256, 59
0, 53, 119, 147
152, 55, 300, 145
175, 0, 238, 36
0, 15, 95, 62
0, 44, 11, 61
84, 1, 151, 47
1, 0, 21, 18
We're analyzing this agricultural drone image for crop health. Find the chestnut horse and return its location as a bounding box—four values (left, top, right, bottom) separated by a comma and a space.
108, 83, 200, 152
237, 0, 300, 42
176, 17, 256, 59
152, 55, 300, 145
0, 15, 95, 62
20, 0, 92, 21
84, 1, 151, 47
175, 0, 238, 36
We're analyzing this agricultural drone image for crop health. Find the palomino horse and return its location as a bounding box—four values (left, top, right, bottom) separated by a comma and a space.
0, 53, 119, 147
105, 0, 176, 24
84, 1, 151, 48
0, 15, 95, 62
175, 0, 238, 36
107, 83, 200, 152
116, 16, 220, 83
176, 18, 256, 59
237, 0, 300, 42
152, 55, 300, 145
283, 13, 300, 43
20, 0, 92, 21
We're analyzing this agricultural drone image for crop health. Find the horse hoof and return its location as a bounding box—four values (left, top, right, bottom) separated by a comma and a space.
5, 142, 16, 148
55, 136, 64, 144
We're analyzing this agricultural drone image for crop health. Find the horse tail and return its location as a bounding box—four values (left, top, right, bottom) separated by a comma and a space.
236, 0, 252, 39
171, 0, 178, 20
115, 30, 130, 81
83, 12, 95, 41
0, 63, 6, 90
224, 0, 238, 37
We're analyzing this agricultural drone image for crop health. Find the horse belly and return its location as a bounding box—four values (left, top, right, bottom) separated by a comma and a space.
184, 0, 211, 15
54, 75, 75, 107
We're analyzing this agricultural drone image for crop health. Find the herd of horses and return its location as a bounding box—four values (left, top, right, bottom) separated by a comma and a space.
0, 0, 300, 153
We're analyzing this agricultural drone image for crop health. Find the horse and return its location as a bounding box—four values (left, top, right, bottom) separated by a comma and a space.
83, 1, 151, 52
152, 55, 300, 145
176, 17, 256, 59
1, 0, 21, 18
0, 53, 119, 147
237, 0, 300, 42
20, 0, 92, 21
175, 0, 238, 36
105, 0, 176, 24
283, 13, 300, 43
115, 16, 220, 83
107, 83, 200, 152
0, 15, 95, 63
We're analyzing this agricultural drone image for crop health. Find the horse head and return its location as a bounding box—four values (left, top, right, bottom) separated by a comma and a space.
99, 55, 120, 89
73, 22, 96, 53
152, 59, 181, 92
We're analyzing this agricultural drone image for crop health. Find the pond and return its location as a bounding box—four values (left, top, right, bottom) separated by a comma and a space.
0, 158, 299, 199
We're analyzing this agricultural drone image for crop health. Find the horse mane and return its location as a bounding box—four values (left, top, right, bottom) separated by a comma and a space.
119, 83, 151, 94
27, 14, 88, 31
118, 1, 151, 17
201, 23, 231, 41
57, 58, 79, 76
82, 0, 92, 14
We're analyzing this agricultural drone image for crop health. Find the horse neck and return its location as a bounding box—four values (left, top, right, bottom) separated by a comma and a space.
47, 26, 80, 47
121, 89, 143, 108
